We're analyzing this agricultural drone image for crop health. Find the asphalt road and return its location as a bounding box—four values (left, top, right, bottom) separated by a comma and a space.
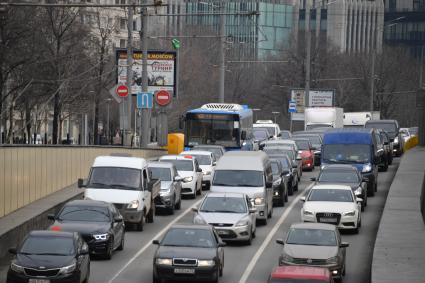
86, 158, 399, 283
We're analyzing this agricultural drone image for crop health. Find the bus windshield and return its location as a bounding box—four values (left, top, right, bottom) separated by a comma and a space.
186, 113, 239, 147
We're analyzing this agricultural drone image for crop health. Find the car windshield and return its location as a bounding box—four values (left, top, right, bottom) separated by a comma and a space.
20, 236, 75, 255
308, 189, 353, 202
188, 154, 211, 165
322, 144, 370, 163
295, 140, 310, 150
200, 196, 247, 213
253, 130, 269, 140
270, 279, 330, 283
161, 159, 193, 171
265, 149, 294, 160
193, 147, 223, 159
161, 228, 215, 248
365, 122, 397, 133
279, 132, 291, 139
256, 126, 275, 136
272, 157, 291, 169
296, 135, 321, 145
88, 167, 141, 190
57, 206, 110, 222
286, 228, 337, 246
213, 170, 264, 187
149, 167, 172, 181
319, 171, 359, 183
271, 162, 280, 174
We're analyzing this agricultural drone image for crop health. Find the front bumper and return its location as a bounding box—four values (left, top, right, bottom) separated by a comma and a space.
181, 180, 196, 195
253, 203, 267, 220
82, 235, 111, 255
302, 213, 359, 230
155, 192, 174, 209
213, 225, 251, 241
302, 158, 314, 169
119, 209, 143, 223
154, 265, 217, 282
279, 261, 342, 279
7, 269, 81, 283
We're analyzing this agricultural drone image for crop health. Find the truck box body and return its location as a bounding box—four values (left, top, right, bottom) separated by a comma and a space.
343, 111, 380, 127
304, 107, 344, 130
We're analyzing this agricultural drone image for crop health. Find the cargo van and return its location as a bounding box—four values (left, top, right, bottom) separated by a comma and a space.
321, 128, 383, 197
210, 151, 274, 225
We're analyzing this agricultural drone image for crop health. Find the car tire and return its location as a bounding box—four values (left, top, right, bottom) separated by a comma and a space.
219, 261, 223, 277
147, 206, 155, 223
374, 181, 378, 192
268, 204, 273, 219
153, 272, 162, 283
169, 195, 176, 215
277, 189, 285, 207
252, 227, 256, 238
175, 195, 182, 210
258, 218, 267, 226
367, 182, 375, 197
294, 181, 299, 192
192, 188, 197, 199
246, 231, 253, 246
285, 189, 289, 202
117, 232, 125, 251
136, 214, 145, 231
211, 268, 219, 283
104, 238, 113, 260
288, 183, 294, 196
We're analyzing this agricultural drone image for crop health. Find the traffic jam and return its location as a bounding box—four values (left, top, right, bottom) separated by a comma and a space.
6, 103, 415, 283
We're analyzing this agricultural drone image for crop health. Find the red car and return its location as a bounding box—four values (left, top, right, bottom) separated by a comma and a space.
293, 138, 315, 171
268, 266, 334, 283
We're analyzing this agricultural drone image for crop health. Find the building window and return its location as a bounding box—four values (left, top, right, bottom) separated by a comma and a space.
115, 0, 120, 4
120, 18, 127, 30
120, 0, 126, 4
120, 39, 126, 48
413, 0, 425, 11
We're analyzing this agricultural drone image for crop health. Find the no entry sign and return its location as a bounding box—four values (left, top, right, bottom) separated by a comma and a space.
155, 90, 171, 106
116, 85, 129, 97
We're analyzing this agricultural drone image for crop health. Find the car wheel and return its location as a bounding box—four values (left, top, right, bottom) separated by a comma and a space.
367, 182, 375, 197
192, 188, 197, 199
211, 268, 219, 283
219, 261, 223, 277
285, 189, 289, 202
294, 181, 299, 192
168, 195, 175, 215
175, 195, 182, 210
136, 214, 145, 231
104, 238, 113, 260
374, 181, 378, 192
258, 218, 267, 226
246, 230, 253, 246
277, 188, 285, 207
147, 206, 155, 223
267, 204, 273, 219
383, 159, 389, 171
117, 232, 125, 251
83, 263, 90, 283
153, 272, 162, 283
252, 227, 256, 238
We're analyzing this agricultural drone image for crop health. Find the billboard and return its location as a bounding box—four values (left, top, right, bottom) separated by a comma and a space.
116, 49, 177, 97
291, 89, 335, 110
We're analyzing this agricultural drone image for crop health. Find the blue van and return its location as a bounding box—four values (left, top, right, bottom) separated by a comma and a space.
321, 128, 384, 197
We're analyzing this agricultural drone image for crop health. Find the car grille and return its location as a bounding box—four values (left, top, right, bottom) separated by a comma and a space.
82, 234, 94, 243
316, 212, 341, 225
113, 203, 125, 209
216, 230, 238, 239
173, 258, 198, 266
182, 188, 192, 193
24, 267, 60, 277
210, 223, 233, 227
292, 258, 327, 265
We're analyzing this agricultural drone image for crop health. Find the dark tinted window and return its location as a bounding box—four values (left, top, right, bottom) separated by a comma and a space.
193, 147, 223, 158
256, 127, 275, 136
295, 140, 310, 150
58, 206, 110, 222
200, 196, 247, 213
286, 228, 337, 246
20, 235, 75, 255
160, 159, 193, 171
213, 170, 264, 187
162, 228, 215, 248
271, 162, 280, 174
308, 189, 353, 202
322, 144, 370, 163
149, 167, 172, 181
253, 129, 269, 140
188, 154, 211, 165
319, 171, 359, 183
279, 131, 292, 139
89, 167, 141, 190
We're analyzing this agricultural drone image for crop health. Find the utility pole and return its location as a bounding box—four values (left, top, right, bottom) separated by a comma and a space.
126, 0, 134, 146
370, 50, 375, 111
420, 45, 424, 89
218, 1, 225, 103
305, 0, 311, 107
141, 7, 150, 147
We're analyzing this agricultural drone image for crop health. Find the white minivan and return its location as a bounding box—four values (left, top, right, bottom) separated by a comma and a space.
180, 150, 216, 189
210, 151, 274, 225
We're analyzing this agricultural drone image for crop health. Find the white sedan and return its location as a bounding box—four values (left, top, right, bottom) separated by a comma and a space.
180, 150, 216, 190
301, 184, 362, 233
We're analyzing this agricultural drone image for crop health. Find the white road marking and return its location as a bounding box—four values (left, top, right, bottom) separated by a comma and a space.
108, 199, 203, 283
238, 185, 311, 283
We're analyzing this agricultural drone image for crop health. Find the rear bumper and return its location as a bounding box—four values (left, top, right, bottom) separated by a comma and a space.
154, 265, 217, 281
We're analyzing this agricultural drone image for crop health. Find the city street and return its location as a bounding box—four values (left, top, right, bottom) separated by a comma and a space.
86, 159, 399, 283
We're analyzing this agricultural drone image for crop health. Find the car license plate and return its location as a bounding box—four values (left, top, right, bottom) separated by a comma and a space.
174, 268, 195, 274
29, 280, 50, 283
217, 230, 229, 235
320, 218, 337, 223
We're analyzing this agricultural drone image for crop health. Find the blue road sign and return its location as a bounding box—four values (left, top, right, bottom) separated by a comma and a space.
288, 100, 297, 113
137, 92, 153, 109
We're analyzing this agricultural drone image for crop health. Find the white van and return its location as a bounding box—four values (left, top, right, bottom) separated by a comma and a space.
210, 151, 274, 225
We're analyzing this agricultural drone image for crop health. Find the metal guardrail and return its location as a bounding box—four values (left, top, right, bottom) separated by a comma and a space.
0, 146, 166, 218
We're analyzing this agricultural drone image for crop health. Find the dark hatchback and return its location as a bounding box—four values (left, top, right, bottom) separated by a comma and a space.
48, 200, 125, 259
152, 224, 225, 283
7, 230, 90, 283
270, 159, 289, 206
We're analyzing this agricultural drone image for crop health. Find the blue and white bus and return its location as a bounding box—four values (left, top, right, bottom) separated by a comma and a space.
182, 103, 255, 151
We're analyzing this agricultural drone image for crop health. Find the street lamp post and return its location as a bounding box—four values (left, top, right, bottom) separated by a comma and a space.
272, 111, 280, 124
252, 108, 261, 122
106, 98, 112, 144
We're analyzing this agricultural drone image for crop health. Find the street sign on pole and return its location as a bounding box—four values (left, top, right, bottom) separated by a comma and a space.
155, 90, 171, 106
137, 92, 153, 109
109, 86, 122, 103
116, 85, 129, 97
288, 100, 297, 113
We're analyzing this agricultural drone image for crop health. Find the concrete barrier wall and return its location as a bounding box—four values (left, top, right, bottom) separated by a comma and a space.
0, 146, 166, 218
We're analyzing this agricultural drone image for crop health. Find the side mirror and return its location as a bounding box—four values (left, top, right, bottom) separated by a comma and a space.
197, 168, 203, 173
282, 170, 290, 175
174, 176, 183, 182
276, 239, 285, 246
114, 216, 123, 223
218, 242, 226, 247
259, 143, 265, 150
241, 131, 247, 140
300, 196, 306, 202
362, 177, 368, 182
340, 242, 349, 248
47, 214, 56, 220
191, 207, 199, 213
266, 181, 273, 188
77, 178, 87, 188
8, 248, 17, 255
310, 177, 317, 181
152, 239, 160, 245
179, 115, 185, 129
80, 244, 89, 255
249, 208, 257, 214
212, 162, 217, 166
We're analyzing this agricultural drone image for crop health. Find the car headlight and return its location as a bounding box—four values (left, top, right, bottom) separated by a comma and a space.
281, 253, 294, 263
156, 258, 173, 266
254, 197, 265, 205
326, 256, 338, 264
127, 200, 139, 209
394, 136, 399, 144
59, 262, 76, 274
273, 179, 281, 186
93, 233, 110, 240
184, 176, 193, 182
303, 210, 314, 216
198, 260, 215, 267
362, 163, 372, 173
235, 218, 249, 227
354, 187, 363, 196
193, 215, 207, 225
10, 262, 24, 273
343, 211, 356, 216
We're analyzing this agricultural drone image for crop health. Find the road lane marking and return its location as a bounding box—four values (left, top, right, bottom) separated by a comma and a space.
108, 198, 203, 283
238, 186, 310, 283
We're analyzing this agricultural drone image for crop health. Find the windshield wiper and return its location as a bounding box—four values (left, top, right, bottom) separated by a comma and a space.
212, 210, 240, 213
33, 253, 69, 256
109, 184, 139, 190
212, 183, 231, 186
89, 182, 111, 187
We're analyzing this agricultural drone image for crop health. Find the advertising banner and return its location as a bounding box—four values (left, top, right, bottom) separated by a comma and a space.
116, 49, 177, 97
308, 90, 334, 107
